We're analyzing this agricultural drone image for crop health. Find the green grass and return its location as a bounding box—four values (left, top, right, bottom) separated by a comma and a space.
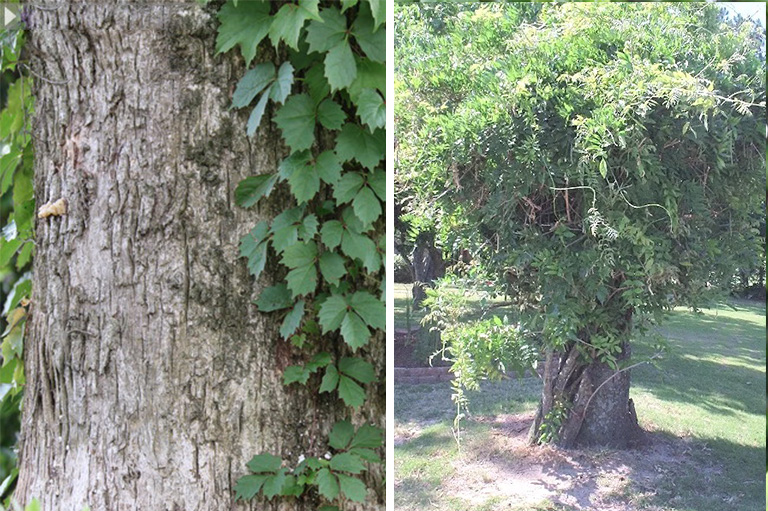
394, 283, 766, 511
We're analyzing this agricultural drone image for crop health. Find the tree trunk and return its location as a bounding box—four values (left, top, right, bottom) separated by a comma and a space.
529, 325, 644, 449
17, 3, 383, 510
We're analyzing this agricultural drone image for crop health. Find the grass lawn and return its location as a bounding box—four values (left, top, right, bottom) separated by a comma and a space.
394, 283, 766, 511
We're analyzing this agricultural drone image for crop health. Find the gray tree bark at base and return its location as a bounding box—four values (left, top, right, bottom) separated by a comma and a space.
16, 4, 384, 510
529, 340, 645, 449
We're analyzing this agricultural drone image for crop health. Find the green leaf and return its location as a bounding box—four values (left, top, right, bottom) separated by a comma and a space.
280, 300, 305, 339
239, 221, 270, 278
319, 252, 347, 287
349, 424, 383, 449
232, 63, 276, 109
349, 58, 385, 102
319, 364, 340, 393
283, 365, 310, 385
246, 92, 271, 136
330, 452, 366, 474
315, 468, 339, 500
306, 352, 332, 372
285, 156, 320, 204
247, 453, 283, 474
355, 89, 385, 132
341, 231, 380, 273
317, 98, 346, 131
0, 239, 21, 268
305, 7, 347, 54
282, 241, 317, 269
235, 175, 278, 208
235, 474, 268, 500
328, 420, 355, 450
353, 186, 381, 226
262, 471, 287, 499
368, 168, 385, 200
316, 151, 342, 185
318, 294, 348, 331
339, 357, 375, 383
340, 0, 358, 13
268, 61, 295, 104
351, 6, 385, 63
305, 62, 331, 105
334, 172, 365, 204
216, 1, 272, 66
335, 124, 384, 170
599, 158, 608, 178
337, 473, 367, 502
271, 207, 304, 254
286, 264, 318, 297
349, 447, 380, 462
299, 214, 319, 240
337, 375, 366, 407
340, 312, 370, 351
325, 41, 357, 92
349, 291, 385, 330
269, 0, 321, 50
367, 0, 385, 31
273, 94, 316, 152
254, 284, 293, 312
320, 220, 343, 249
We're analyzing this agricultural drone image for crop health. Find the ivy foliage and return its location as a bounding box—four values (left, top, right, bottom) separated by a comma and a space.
0, 17, 33, 505
216, 0, 384, 506
396, 3, 764, 441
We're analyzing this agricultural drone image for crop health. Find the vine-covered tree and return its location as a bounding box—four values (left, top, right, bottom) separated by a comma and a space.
10, 1, 384, 509
396, 3, 765, 448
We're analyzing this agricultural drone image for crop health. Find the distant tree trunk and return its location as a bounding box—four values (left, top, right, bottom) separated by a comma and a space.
411, 232, 444, 308
16, 3, 383, 510
529, 313, 644, 449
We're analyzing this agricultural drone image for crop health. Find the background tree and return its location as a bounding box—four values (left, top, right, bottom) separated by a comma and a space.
9, 1, 384, 509
396, 2, 765, 448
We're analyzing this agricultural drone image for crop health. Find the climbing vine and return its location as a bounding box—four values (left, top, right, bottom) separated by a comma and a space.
214, 0, 385, 507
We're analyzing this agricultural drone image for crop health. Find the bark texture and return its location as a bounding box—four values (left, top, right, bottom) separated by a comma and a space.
17, 3, 383, 510
530, 332, 645, 449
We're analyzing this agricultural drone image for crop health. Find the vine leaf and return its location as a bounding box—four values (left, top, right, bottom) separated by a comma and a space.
324, 41, 357, 92
274, 94, 317, 152
305, 7, 347, 54
254, 284, 293, 312
232, 63, 276, 109
355, 89, 385, 132
341, 230, 380, 273
306, 62, 331, 105
280, 300, 305, 339
235, 175, 278, 208
247, 93, 271, 136
338, 357, 375, 383
282, 242, 318, 297
352, 185, 381, 227
269, 0, 322, 50
234, 474, 269, 501
368, 0, 385, 31
340, 312, 369, 350
316, 468, 340, 500
337, 375, 366, 407
351, 5, 385, 63
319, 364, 340, 393
337, 473, 367, 502
348, 291, 385, 330
284, 352, 331, 386
270, 207, 305, 254
216, 1, 272, 66
261, 471, 288, 500
349, 424, 383, 449
328, 420, 355, 449
280, 152, 320, 204
239, 221, 270, 278
320, 220, 343, 249
329, 453, 366, 474
319, 252, 346, 286
333, 172, 364, 204
317, 98, 346, 130
335, 124, 384, 170
247, 453, 282, 473
317, 294, 347, 331
269, 62, 295, 104
340, 0, 358, 13
367, 168, 385, 200
316, 151, 342, 185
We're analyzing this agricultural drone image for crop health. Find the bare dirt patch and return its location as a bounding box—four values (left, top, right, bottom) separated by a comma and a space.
434, 412, 716, 511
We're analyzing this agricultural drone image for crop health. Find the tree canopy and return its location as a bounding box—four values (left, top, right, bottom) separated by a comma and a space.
396, 2, 765, 447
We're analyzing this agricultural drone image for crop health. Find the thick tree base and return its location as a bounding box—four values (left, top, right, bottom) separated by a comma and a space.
529, 342, 647, 449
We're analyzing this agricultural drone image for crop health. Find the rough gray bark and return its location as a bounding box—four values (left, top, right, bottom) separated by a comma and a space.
17, 3, 383, 510
529, 323, 645, 449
